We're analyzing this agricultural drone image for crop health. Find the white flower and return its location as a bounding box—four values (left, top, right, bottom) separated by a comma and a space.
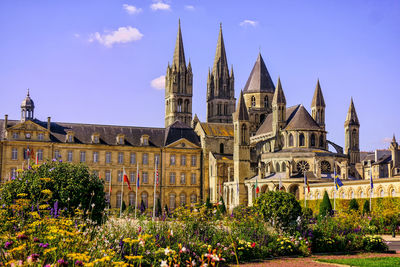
181, 246, 187, 253
164, 247, 171, 255
191, 260, 196, 266
91, 203, 95, 208
160, 260, 168, 267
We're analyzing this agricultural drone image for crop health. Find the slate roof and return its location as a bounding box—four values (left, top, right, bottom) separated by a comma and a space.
272, 78, 286, 105
164, 120, 200, 147
255, 105, 300, 135
345, 98, 360, 126
243, 53, 275, 93
285, 105, 321, 131
199, 123, 234, 137
233, 90, 249, 121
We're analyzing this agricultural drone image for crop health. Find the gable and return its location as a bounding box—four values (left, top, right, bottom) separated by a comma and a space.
165, 138, 200, 149
7, 120, 48, 132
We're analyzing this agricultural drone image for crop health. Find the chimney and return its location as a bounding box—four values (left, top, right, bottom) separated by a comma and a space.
47, 117, 51, 131
4, 114, 8, 129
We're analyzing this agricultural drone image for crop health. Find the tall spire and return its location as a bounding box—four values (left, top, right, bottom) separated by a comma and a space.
243, 53, 275, 93
311, 79, 325, 107
172, 19, 186, 69
272, 77, 286, 105
345, 97, 360, 126
233, 90, 249, 121
212, 23, 228, 74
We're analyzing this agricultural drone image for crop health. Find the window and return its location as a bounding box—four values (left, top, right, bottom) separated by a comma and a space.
117, 171, 122, 182
224, 103, 228, 115
116, 192, 122, 208
341, 191, 345, 199
118, 152, 124, 164
142, 172, 148, 184
170, 172, 176, 184
106, 152, 111, 164
351, 191, 354, 199
191, 155, 197, 167
67, 134, 73, 143
12, 132, 19, 139
310, 134, 316, 147
275, 162, 280, 172
190, 194, 197, 204
130, 153, 136, 164
180, 173, 186, 185
92, 135, 99, 144
264, 96, 268, 107
299, 133, 305, 147
181, 155, 186, 166
130, 172, 135, 183
80, 151, 86, 162
191, 173, 196, 185
170, 155, 176, 166
177, 99, 182, 112
380, 189, 384, 198
360, 191, 364, 198
37, 149, 43, 161
11, 148, 18, 160
220, 143, 224, 154
180, 193, 186, 206
38, 133, 44, 140
141, 192, 148, 208
241, 124, 247, 145
93, 152, 99, 163
319, 135, 324, 147
117, 135, 124, 145
142, 153, 148, 165
54, 150, 61, 159
251, 96, 256, 107
11, 168, 17, 178
67, 151, 73, 162
289, 134, 294, 147
169, 194, 176, 210
129, 192, 135, 206
106, 193, 110, 204
105, 170, 111, 182
281, 162, 286, 172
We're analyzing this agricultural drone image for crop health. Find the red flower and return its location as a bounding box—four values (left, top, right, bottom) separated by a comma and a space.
251, 242, 256, 248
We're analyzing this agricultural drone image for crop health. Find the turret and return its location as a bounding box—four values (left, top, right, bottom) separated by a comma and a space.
311, 79, 325, 129
21, 89, 35, 122
272, 78, 286, 134
344, 98, 360, 164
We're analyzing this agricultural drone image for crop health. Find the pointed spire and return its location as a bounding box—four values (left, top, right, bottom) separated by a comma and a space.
233, 90, 249, 121
27, 88, 30, 97
243, 53, 275, 93
392, 134, 397, 143
272, 77, 286, 105
172, 19, 186, 69
212, 23, 228, 73
230, 64, 234, 78
311, 79, 325, 107
345, 97, 360, 126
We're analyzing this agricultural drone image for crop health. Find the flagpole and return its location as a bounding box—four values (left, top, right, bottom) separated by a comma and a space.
120, 168, 124, 217
109, 171, 112, 210
369, 162, 372, 211
152, 159, 157, 221
135, 162, 139, 219
304, 172, 307, 208
333, 168, 336, 211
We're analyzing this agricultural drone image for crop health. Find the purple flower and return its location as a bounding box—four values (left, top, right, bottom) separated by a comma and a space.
33, 237, 40, 242
4, 241, 13, 249
39, 243, 49, 248
57, 259, 68, 266
75, 260, 83, 266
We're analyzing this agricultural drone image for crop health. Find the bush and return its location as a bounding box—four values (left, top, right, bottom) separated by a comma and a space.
254, 191, 302, 233
363, 199, 370, 215
319, 191, 333, 217
349, 199, 359, 212
0, 161, 105, 223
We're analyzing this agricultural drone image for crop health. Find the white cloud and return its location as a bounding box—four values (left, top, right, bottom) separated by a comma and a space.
185, 5, 195, 10
151, 75, 165, 90
239, 20, 258, 27
150, 1, 171, 11
123, 4, 142, 15
382, 137, 392, 144
89, 26, 143, 47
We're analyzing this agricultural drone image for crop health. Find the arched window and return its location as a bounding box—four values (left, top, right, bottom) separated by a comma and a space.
190, 194, 197, 204
281, 162, 286, 172
310, 133, 316, 147
220, 143, 224, 154
169, 194, 176, 210
251, 96, 256, 107
129, 192, 135, 206
351, 191, 354, 199
319, 135, 324, 147
260, 114, 265, 123
177, 99, 183, 112
391, 189, 396, 197
224, 103, 228, 115
352, 129, 358, 149
380, 189, 384, 198
180, 193, 186, 206
360, 191, 364, 198
275, 162, 280, 172
241, 124, 247, 145
341, 191, 345, 199
299, 133, 305, 147
288, 134, 294, 147
217, 103, 222, 115
141, 192, 148, 208
264, 96, 268, 107
210, 103, 213, 116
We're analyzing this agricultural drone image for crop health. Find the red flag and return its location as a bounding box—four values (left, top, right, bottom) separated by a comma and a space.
123, 167, 131, 191
155, 169, 159, 186
256, 186, 260, 194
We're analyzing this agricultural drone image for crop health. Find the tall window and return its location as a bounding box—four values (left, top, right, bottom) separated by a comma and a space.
310, 134, 316, 147
67, 151, 73, 162
106, 152, 111, 164
170, 172, 176, 184
224, 103, 228, 115
93, 152, 99, 163
264, 96, 268, 107
142, 153, 148, 165
180, 193, 186, 206
299, 133, 305, 147
276, 162, 280, 172
68, 135, 73, 143
118, 152, 124, 164
105, 170, 111, 182
11, 148, 18, 160
288, 134, 294, 147
38, 133, 44, 140
142, 172, 148, 184
54, 150, 61, 159
116, 192, 122, 208
12, 132, 19, 139
129, 192, 135, 206
191, 155, 197, 166
169, 194, 176, 210
117, 170, 122, 182
130, 172, 135, 183
181, 155, 186, 166
170, 155, 176, 166
11, 168, 17, 178
180, 173, 186, 185
191, 173, 196, 185
319, 135, 324, 147
37, 149, 43, 161
141, 192, 148, 208
155, 154, 160, 165
190, 194, 197, 204
177, 99, 182, 112
80, 151, 86, 162
241, 124, 247, 145
130, 153, 136, 164
220, 143, 224, 154
251, 96, 256, 107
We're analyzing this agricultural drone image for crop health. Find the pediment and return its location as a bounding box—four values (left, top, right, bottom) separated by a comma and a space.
8, 120, 47, 132
165, 138, 200, 149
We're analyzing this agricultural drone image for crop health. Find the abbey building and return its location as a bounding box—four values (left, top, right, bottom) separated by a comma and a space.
1, 21, 399, 211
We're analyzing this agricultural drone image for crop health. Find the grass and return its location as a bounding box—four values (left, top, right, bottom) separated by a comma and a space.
316, 257, 400, 267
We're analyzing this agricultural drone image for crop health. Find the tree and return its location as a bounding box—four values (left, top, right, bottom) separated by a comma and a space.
254, 191, 302, 232
205, 197, 212, 209
156, 198, 162, 217
363, 199, 370, 215
319, 191, 333, 217
0, 161, 106, 223
349, 199, 359, 212
219, 196, 226, 214
140, 200, 146, 213
121, 200, 127, 212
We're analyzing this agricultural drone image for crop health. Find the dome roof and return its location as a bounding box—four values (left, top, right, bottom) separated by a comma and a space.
21, 90, 35, 109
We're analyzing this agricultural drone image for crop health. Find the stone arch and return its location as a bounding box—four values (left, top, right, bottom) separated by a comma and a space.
281, 162, 286, 172
288, 184, 300, 200
288, 133, 294, 147
299, 133, 305, 147
315, 190, 321, 200
275, 162, 280, 172
310, 133, 316, 147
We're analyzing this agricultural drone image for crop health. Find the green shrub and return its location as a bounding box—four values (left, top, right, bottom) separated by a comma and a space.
254, 191, 302, 233
363, 199, 370, 215
319, 191, 333, 217
349, 198, 359, 212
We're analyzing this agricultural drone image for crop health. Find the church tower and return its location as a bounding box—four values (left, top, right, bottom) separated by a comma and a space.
165, 20, 193, 127
21, 89, 35, 122
233, 90, 250, 206
272, 78, 286, 135
389, 135, 399, 175
344, 98, 360, 164
206, 24, 235, 123
243, 53, 275, 133
311, 79, 325, 130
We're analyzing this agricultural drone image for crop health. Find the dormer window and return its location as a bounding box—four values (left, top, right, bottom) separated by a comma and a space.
141, 135, 149, 146
38, 133, 44, 141
117, 134, 124, 145
66, 131, 74, 143
12, 132, 19, 139
92, 133, 100, 144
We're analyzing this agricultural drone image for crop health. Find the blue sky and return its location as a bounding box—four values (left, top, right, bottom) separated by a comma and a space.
0, 0, 399, 151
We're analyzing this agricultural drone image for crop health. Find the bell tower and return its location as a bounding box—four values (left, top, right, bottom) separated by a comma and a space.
311, 79, 325, 130
21, 89, 35, 122
344, 98, 360, 164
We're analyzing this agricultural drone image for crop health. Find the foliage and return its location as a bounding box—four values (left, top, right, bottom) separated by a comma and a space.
317, 257, 400, 267
349, 198, 359, 212
319, 191, 333, 217
0, 161, 105, 223
363, 199, 370, 215
121, 200, 127, 212
219, 197, 226, 214
156, 198, 162, 217
254, 191, 302, 233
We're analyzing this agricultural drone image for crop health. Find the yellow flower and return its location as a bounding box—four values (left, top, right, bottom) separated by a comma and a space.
17, 193, 28, 197
40, 178, 52, 182
41, 189, 52, 195
44, 247, 57, 254
125, 255, 143, 261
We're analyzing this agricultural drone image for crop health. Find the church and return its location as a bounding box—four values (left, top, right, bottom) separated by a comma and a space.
1, 21, 399, 210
